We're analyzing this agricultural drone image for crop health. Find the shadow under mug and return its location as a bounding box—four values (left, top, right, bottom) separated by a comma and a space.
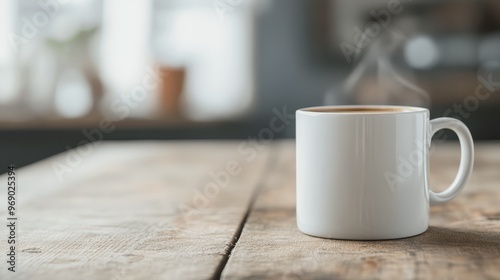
296, 105, 474, 240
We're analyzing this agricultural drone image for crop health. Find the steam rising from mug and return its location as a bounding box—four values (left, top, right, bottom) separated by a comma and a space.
325, 30, 430, 106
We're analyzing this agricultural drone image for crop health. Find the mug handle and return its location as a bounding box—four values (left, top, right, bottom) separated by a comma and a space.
429, 118, 474, 205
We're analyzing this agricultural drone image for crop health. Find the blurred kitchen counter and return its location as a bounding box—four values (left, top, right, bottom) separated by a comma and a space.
0, 115, 230, 130
0, 140, 499, 280
0, 117, 287, 169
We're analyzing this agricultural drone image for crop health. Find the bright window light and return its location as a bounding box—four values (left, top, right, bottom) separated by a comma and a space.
100, 0, 152, 93
55, 70, 93, 118
153, 2, 255, 121
0, 0, 18, 104
405, 36, 439, 69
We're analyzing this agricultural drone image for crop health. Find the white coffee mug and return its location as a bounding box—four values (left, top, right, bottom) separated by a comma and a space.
296, 105, 474, 240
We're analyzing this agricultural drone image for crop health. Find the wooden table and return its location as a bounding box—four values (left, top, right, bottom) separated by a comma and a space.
0, 140, 499, 280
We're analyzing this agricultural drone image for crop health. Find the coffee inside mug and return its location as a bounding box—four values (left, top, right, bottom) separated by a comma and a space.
301, 106, 424, 113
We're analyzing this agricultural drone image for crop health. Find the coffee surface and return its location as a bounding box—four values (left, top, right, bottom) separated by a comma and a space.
304, 107, 416, 113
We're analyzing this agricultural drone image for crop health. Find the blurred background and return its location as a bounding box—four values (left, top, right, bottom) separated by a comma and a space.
1, 0, 500, 168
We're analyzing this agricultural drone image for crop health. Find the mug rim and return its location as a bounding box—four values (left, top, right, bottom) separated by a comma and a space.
297, 105, 428, 116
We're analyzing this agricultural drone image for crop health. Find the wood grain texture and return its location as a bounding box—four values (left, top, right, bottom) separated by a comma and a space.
1, 140, 499, 280
0, 141, 273, 280
222, 141, 500, 280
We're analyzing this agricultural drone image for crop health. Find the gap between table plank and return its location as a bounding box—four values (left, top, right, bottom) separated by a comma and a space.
222, 141, 500, 279
211, 143, 282, 279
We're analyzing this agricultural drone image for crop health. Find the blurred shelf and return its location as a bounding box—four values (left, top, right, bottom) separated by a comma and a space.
0, 116, 274, 169
0, 115, 228, 130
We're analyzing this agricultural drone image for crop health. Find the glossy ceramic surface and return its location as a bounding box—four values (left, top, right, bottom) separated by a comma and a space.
296, 105, 474, 240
